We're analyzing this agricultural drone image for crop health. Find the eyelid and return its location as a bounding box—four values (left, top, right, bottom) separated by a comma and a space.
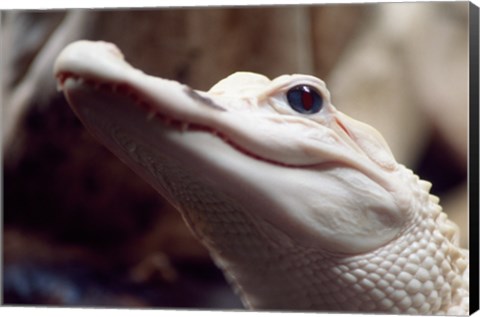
257, 82, 289, 102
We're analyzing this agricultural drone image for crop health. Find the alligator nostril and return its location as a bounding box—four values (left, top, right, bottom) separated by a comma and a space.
184, 87, 226, 112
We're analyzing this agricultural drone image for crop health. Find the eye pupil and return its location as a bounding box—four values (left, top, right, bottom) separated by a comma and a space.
287, 85, 323, 114
301, 90, 314, 111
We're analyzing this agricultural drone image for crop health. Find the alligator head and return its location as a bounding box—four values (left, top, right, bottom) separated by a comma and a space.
54, 41, 467, 313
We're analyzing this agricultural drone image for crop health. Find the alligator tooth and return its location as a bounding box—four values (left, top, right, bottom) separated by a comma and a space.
63, 77, 76, 88
56, 74, 65, 90
56, 81, 63, 92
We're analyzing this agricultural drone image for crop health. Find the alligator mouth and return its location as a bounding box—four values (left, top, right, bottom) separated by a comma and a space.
57, 72, 301, 168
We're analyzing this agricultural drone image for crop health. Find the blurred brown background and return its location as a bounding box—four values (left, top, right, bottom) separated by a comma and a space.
1, 3, 469, 308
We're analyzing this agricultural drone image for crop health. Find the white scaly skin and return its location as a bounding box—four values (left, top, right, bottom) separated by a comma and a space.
54, 41, 469, 314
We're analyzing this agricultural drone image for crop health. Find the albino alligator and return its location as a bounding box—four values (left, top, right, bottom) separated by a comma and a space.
54, 41, 469, 314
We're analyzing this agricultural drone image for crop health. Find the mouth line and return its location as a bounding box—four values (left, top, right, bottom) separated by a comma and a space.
57, 72, 310, 169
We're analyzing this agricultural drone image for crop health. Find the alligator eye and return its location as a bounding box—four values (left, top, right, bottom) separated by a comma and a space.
286, 85, 323, 114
